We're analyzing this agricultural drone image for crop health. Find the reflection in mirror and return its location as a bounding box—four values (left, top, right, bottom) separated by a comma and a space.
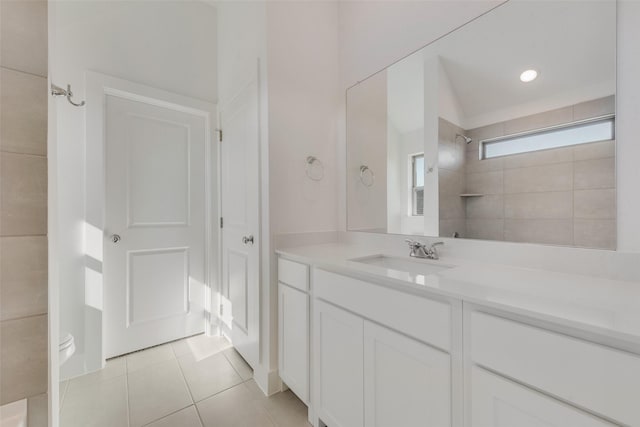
346, 0, 616, 249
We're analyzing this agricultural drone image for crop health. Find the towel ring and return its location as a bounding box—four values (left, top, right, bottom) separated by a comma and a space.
305, 156, 324, 181
360, 165, 374, 187
51, 83, 85, 107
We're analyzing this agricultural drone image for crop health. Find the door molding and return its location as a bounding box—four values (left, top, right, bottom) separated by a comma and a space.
85, 71, 218, 365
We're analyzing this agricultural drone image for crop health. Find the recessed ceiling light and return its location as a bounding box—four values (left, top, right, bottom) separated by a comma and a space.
520, 69, 538, 83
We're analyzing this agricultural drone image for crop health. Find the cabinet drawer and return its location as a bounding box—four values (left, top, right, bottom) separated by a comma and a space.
471, 311, 640, 426
315, 269, 451, 351
278, 257, 309, 291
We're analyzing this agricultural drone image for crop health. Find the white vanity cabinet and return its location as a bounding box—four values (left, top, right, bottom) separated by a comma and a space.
314, 268, 456, 427
468, 311, 640, 427
364, 321, 451, 427
277, 257, 310, 404
315, 300, 365, 427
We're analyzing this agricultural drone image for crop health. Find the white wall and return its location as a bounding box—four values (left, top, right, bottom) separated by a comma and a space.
338, 0, 640, 256
52, 0, 217, 379
217, 0, 341, 395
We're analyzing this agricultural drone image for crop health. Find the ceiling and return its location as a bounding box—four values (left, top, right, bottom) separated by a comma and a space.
384, 0, 616, 132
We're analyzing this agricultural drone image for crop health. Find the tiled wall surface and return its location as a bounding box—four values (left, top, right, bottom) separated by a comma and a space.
438, 118, 467, 238
463, 96, 616, 249
0, 0, 49, 417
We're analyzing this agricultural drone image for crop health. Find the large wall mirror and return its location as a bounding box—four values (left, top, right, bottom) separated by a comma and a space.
346, 0, 616, 249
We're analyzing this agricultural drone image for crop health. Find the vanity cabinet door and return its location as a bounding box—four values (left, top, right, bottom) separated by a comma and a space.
364, 321, 451, 427
314, 300, 364, 427
471, 367, 615, 427
278, 283, 309, 404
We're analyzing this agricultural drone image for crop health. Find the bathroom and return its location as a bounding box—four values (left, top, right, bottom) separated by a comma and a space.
0, 0, 639, 426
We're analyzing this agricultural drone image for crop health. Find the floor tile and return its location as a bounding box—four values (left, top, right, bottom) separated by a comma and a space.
60, 375, 128, 427
178, 351, 243, 402
128, 358, 192, 427
196, 383, 277, 427
171, 334, 231, 360
223, 348, 253, 380
126, 344, 174, 373
245, 380, 311, 427
144, 405, 202, 427
67, 356, 126, 393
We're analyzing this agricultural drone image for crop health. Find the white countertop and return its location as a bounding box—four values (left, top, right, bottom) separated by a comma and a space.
276, 243, 640, 347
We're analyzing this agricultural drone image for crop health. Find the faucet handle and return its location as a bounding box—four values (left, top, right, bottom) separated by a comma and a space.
430, 241, 444, 248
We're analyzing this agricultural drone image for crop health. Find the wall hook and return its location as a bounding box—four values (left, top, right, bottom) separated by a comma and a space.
51, 83, 85, 107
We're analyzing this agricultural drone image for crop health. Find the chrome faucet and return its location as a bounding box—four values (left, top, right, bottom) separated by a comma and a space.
405, 239, 444, 260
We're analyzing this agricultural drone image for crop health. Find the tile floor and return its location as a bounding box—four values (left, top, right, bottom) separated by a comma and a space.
59, 334, 311, 427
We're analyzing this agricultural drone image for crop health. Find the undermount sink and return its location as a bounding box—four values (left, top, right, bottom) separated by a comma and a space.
350, 255, 453, 276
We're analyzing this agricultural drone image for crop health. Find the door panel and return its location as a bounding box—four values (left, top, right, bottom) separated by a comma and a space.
220, 78, 260, 368
105, 93, 208, 358
471, 367, 615, 427
364, 321, 451, 427
278, 283, 309, 404
314, 300, 364, 427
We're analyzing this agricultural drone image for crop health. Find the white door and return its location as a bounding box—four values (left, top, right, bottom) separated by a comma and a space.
104, 92, 210, 358
471, 367, 615, 427
219, 79, 260, 368
314, 300, 364, 427
278, 283, 309, 404
364, 321, 451, 427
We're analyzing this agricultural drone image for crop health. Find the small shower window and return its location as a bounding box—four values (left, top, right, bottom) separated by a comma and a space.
411, 153, 424, 216
480, 115, 615, 160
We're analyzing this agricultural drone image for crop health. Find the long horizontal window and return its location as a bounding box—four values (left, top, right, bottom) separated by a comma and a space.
481, 115, 615, 160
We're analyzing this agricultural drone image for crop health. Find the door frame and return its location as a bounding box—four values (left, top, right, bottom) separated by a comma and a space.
85, 71, 218, 365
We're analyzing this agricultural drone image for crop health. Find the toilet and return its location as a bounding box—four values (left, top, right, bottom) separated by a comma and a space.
59, 333, 75, 366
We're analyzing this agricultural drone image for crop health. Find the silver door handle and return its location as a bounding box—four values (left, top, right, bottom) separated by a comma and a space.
242, 235, 254, 245
111, 234, 121, 244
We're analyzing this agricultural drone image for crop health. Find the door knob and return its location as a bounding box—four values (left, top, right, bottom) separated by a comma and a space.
242, 235, 254, 245
111, 234, 121, 244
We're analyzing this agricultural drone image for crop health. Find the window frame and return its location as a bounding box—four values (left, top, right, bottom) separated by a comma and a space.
479, 114, 615, 160
410, 153, 424, 216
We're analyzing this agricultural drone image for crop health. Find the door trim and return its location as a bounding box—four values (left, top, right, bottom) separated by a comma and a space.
85, 71, 218, 365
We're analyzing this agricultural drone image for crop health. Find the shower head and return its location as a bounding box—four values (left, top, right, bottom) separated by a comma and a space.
455, 134, 472, 144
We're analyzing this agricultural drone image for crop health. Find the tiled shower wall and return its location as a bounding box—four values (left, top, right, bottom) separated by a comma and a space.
0, 0, 49, 418
463, 96, 616, 249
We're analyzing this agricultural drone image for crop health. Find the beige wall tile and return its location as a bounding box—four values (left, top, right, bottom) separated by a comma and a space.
0, 314, 48, 404
465, 170, 503, 194
0, 152, 47, 236
0, 0, 48, 77
1, 68, 48, 156
574, 219, 616, 250
439, 169, 463, 195
502, 146, 573, 170
439, 219, 466, 238
439, 194, 466, 220
0, 236, 47, 321
465, 219, 504, 241
574, 189, 616, 219
573, 140, 615, 161
574, 157, 615, 190
573, 95, 615, 121
27, 393, 48, 427
504, 219, 573, 246
504, 192, 573, 219
464, 154, 503, 174
503, 106, 573, 135
465, 195, 504, 219
504, 163, 573, 194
